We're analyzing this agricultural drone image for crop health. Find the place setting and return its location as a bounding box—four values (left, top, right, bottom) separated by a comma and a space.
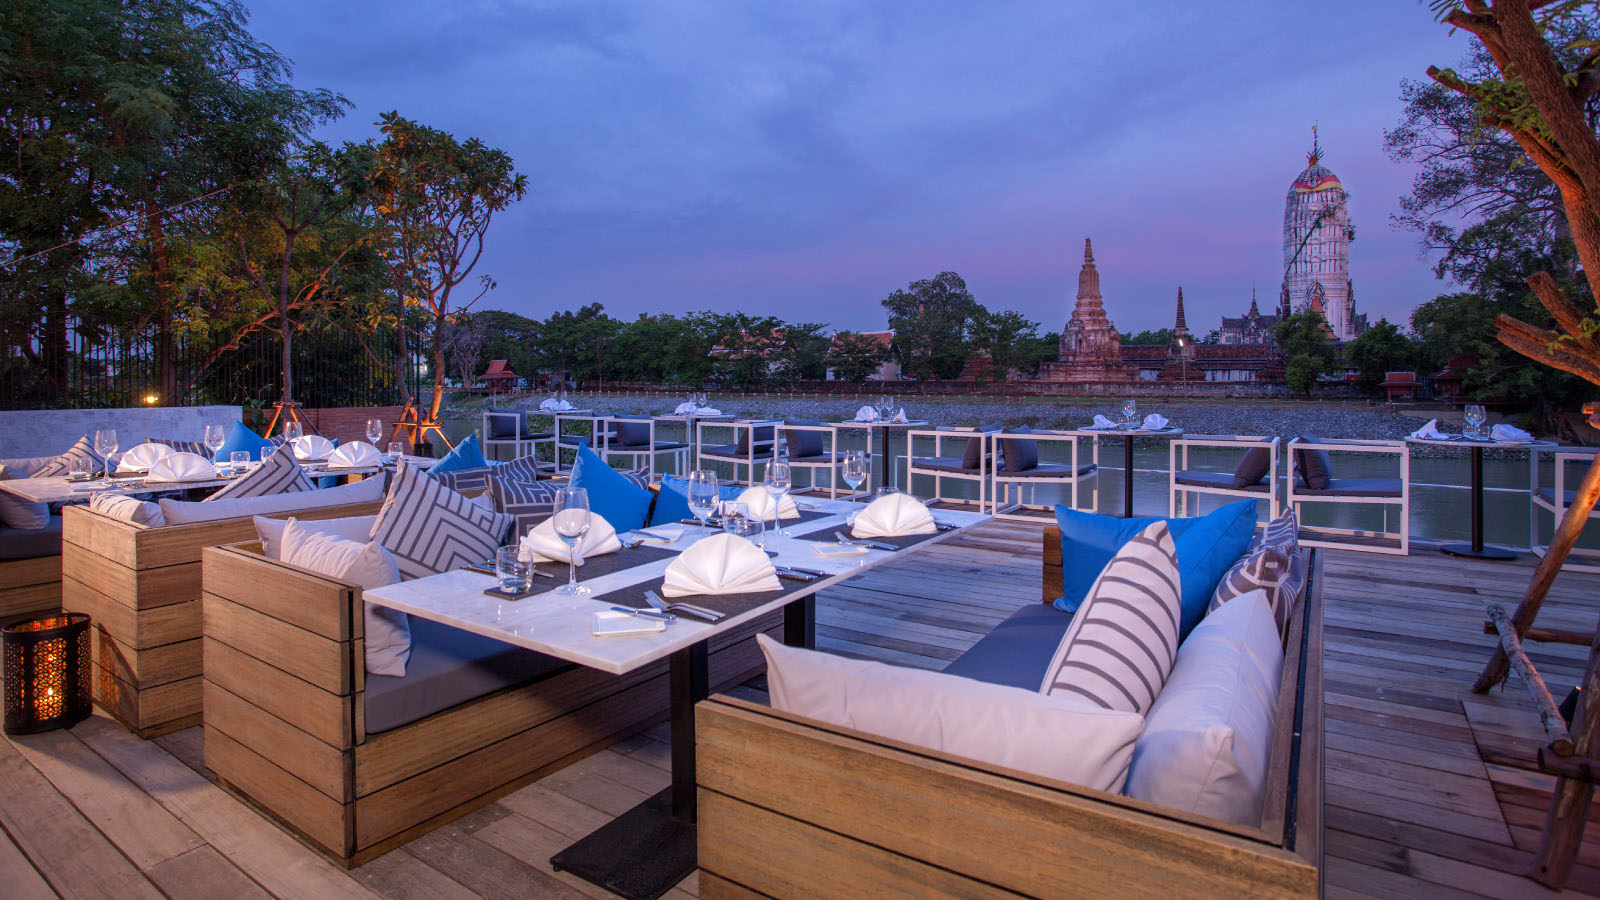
1089, 399, 1175, 433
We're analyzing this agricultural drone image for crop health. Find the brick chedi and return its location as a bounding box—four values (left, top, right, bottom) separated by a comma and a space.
1041, 238, 1129, 383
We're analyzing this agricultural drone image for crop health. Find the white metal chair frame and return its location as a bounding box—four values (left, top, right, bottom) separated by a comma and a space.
1169, 434, 1281, 520
990, 429, 1098, 521
903, 427, 992, 510
480, 409, 555, 462
1286, 437, 1410, 556
598, 415, 689, 477
1530, 446, 1600, 573
695, 419, 782, 485
551, 412, 610, 474
777, 422, 844, 498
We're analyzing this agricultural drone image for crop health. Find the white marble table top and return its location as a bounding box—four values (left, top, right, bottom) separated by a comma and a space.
1082, 425, 1184, 438
1405, 435, 1553, 450
364, 496, 989, 676
832, 419, 930, 428
0, 459, 392, 505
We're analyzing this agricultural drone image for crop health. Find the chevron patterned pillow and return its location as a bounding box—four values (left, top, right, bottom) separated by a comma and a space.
1247, 507, 1299, 553
148, 437, 213, 460
372, 462, 514, 579
205, 449, 313, 501
32, 435, 106, 478
427, 464, 496, 495
496, 455, 546, 482
1041, 520, 1182, 716
486, 473, 561, 539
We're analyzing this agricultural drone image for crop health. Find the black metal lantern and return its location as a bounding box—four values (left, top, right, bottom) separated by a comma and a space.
3, 613, 92, 735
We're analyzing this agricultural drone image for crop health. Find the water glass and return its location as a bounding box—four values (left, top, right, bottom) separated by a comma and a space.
386, 441, 405, 460
1122, 399, 1138, 428
552, 487, 592, 595
204, 424, 225, 459
688, 470, 719, 536
229, 451, 250, 475
721, 501, 766, 550
765, 460, 793, 536
283, 420, 303, 444
94, 429, 117, 486
261, 444, 277, 463
367, 418, 383, 445
69, 456, 92, 482
495, 546, 532, 595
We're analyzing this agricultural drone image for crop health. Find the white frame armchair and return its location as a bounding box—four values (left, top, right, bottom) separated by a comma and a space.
1286, 437, 1410, 556
480, 408, 555, 463
1169, 434, 1281, 520
696, 419, 782, 485
990, 429, 1098, 521
904, 427, 993, 510
1530, 446, 1600, 573
598, 414, 689, 477
778, 421, 844, 497
551, 411, 610, 473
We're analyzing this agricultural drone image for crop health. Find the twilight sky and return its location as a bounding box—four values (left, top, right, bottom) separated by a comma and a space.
248, 0, 1473, 337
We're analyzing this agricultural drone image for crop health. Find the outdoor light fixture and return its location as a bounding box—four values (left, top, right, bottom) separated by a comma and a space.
3, 613, 92, 735
143, 393, 158, 405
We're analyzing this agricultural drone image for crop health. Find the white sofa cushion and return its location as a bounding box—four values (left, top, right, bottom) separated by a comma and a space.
280, 519, 410, 677
1041, 520, 1181, 715
1125, 590, 1284, 825
254, 514, 377, 559
0, 476, 49, 529
159, 477, 382, 525
89, 492, 165, 527
758, 634, 1144, 793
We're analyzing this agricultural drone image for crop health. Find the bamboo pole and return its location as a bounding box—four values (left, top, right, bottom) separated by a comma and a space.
1487, 605, 1574, 755
1533, 611, 1600, 887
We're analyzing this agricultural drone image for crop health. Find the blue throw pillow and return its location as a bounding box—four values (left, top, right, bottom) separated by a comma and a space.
1051, 507, 1209, 615
569, 443, 654, 532
652, 475, 744, 527
215, 421, 274, 462
1171, 499, 1258, 641
429, 434, 488, 474
315, 438, 342, 489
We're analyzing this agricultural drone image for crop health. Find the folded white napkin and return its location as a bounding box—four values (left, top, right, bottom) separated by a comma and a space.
1142, 413, 1170, 430
145, 452, 215, 482
558, 399, 573, 410
117, 442, 174, 473
662, 532, 780, 598
1492, 423, 1534, 442
1092, 414, 1115, 429
633, 523, 684, 543
733, 485, 799, 521
696, 407, 722, 416
327, 441, 382, 468
891, 408, 909, 424
852, 492, 936, 539
540, 398, 560, 410
292, 435, 337, 460
854, 405, 878, 422
519, 512, 621, 565
1409, 418, 1448, 439
674, 401, 697, 414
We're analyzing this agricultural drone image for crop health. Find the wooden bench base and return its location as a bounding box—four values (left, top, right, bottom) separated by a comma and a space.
0, 554, 62, 623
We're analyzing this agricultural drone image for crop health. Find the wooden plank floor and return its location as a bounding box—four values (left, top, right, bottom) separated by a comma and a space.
1, 518, 1596, 898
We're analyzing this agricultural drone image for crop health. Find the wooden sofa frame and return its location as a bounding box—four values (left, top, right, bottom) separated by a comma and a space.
0, 553, 61, 623
60, 499, 383, 738
694, 524, 1325, 899
200, 540, 783, 866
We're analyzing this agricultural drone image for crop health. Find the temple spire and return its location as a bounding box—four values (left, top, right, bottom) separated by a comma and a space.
1308, 124, 1321, 167
1077, 238, 1101, 303
1173, 287, 1189, 336
1248, 286, 1259, 317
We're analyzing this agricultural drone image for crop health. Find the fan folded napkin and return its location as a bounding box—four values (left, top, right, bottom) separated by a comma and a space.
145, 452, 215, 483
695, 407, 722, 416
292, 435, 337, 460
117, 442, 174, 473
890, 408, 909, 424
519, 512, 621, 565
327, 441, 382, 468
853, 405, 878, 422
851, 492, 937, 539
1409, 418, 1448, 439
1142, 413, 1170, 430
1492, 423, 1535, 442
674, 401, 697, 414
539, 398, 574, 411
661, 532, 781, 598
633, 523, 684, 543
1092, 414, 1115, 429
732, 485, 799, 521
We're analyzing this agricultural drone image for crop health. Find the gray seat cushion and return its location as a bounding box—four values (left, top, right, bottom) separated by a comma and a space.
1176, 470, 1270, 493
0, 516, 63, 560
700, 443, 776, 461
613, 441, 688, 452
999, 426, 1039, 473
909, 456, 983, 475
1233, 446, 1272, 488
962, 423, 1003, 469
1297, 477, 1403, 498
363, 617, 572, 734
783, 420, 825, 459
486, 411, 522, 440
941, 603, 1074, 691
612, 418, 653, 448
734, 424, 776, 455
1294, 435, 1334, 489
997, 462, 1097, 480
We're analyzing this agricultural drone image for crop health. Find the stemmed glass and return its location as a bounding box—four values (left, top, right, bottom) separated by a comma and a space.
552, 486, 592, 595
203, 424, 225, 460
765, 459, 793, 536
1122, 399, 1138, 429
843, 450, 869, 500
1464, 404, 1486, 440
687, 470, 718, 537
366, 418, 383, 446
94, 429, 117, 486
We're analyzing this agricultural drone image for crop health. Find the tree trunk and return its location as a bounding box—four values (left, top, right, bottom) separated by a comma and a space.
278, 234, 296, 405
393, 323, 413, 406
428, 310, 446, 422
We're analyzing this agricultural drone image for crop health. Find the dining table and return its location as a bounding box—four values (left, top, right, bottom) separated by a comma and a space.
1406, 433, 1554, 560
1083, 423, 1184, 517
0, 457, 400, 505
831, 418, 930, 492
362, 495, 989, 900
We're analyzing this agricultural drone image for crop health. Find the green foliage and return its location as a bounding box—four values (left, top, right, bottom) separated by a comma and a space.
1120, 328, 1175, 346
881, 271, 982, 380
969, 309, 1041, 381
827, 332, 889, 383
1284, 356, 1324, 397
535, 303, 619, 386
1342, 319, 1417, 395
1273, 310, 1337, 396
474, 309, 541, 383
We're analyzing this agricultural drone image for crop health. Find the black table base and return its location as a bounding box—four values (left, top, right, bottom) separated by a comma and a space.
1441, 444, 1518, 561
1440, 542, 1518, 561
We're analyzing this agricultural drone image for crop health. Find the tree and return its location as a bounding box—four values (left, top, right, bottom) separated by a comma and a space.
969, 309, 1041, 381
474, 308, 540, 383
706, 312, 787, 390
369, 113, 526, 422
783, 322, 832, 382
1343, 318, 1417, 395
827, 332, 889, 382
881, 271, 982, 380
1120, 327, 1175, 346
536, 303, 616, 387
1273, 310, 1337, 395
443, 312, 489, 388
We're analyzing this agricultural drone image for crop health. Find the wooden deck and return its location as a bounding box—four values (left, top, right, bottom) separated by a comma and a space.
1, 518, 1597, 898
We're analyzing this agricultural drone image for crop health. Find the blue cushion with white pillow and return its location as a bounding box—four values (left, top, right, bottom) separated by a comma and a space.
568, 443, 654, 532
428, 434, 488, 475
651, 475, 744, 527
215, 421, 275, 462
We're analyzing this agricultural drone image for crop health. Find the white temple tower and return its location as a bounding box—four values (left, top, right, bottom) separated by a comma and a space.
1279, 129, 1357, 340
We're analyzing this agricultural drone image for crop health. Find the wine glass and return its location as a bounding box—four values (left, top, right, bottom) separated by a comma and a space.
552, 486, 592, 595
203, 424, 225, 460
688, 470, 719, 537
366, 418, 383, 446
94, 429, 117, 486
1122, 399, 1138, 428
843, 450, 869, 500
1465, 404, 1486, 440
764, 459, 793, 536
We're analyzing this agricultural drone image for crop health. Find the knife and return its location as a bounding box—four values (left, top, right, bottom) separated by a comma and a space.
835, 530, 895, 551
776, 568, 817, 582
611, 606, 675, 622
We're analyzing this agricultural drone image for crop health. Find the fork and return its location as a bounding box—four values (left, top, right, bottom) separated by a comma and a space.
834, 530, 895, 551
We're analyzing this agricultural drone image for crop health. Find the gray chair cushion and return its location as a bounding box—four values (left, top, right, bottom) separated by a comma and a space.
1176, 470, 1269, 493
941, 603, 1075, 691
1296, 477, 1403, 498
613, 418, 654, 448
997, 462, 1097, 480
1000, 426, 1039, 473
783, 420, 825, 459
363, 617, 572, 734
0, 516, 63, 560
734, 424, 776, 455
0, 457, 56, 479
1233, 446, 1272, 488
962, 423, 1003, 469
700, 443, 776, 462
1294, 435, 1334, 490
909, 456, 982, 475
486, 411, 521, 440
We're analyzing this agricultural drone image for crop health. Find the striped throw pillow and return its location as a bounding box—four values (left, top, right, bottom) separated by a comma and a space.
1041, 520, 1182, 715
428, 465, 496, 494
1248, 507, 1299, 553
32, 435, 106, 478
205, 450, 313, 501
1210, 543, 1305, 638
496, 455, 545, 483
486, 474, 561, 539
372, 462, 514, 579
149, 437, 213, 460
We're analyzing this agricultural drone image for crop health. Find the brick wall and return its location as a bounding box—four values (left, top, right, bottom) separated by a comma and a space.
300, 406, 407, 446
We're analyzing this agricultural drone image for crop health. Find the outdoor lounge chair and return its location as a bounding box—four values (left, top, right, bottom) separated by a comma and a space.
778, 420, 844, 497
1286, 436, 1409, 556
551, 411, 611, 473
1170, 434, 1281, 520
697, 420, 781, 485
599, 414, 689, 476
480, 408, 554, 462
989, 427, 1098, 520
903, 426, 997, 509
1531, 446, 1600, 573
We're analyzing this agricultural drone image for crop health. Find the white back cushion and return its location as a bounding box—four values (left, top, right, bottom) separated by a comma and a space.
160, 477, 382, 525
89, 492, 164, 527
759, 634, 1144, 793
254, 514, 377, 559
280, 519, 410, 677
1125, 590, 1284, 825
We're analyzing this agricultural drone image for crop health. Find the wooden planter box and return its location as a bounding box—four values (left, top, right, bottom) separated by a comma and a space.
60, 500, 382, 738
0, 553, 62, 623
694, 531, 1325, 899
200, 541, 782, 866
